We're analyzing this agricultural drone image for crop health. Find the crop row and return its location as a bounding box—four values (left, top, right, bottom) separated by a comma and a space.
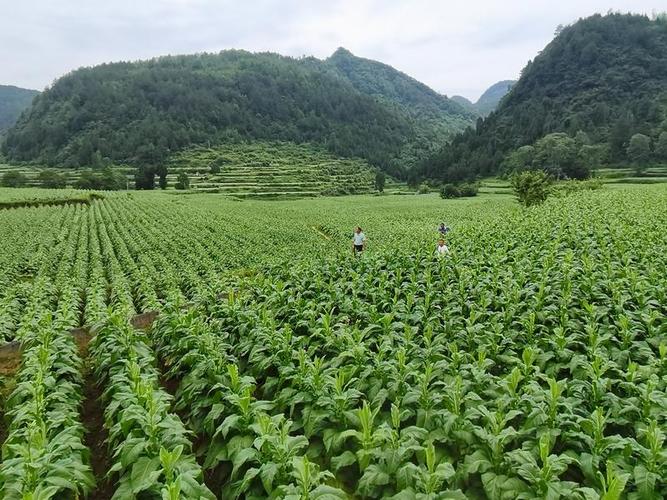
0, 314, 94, 498
89, 314, 214, 498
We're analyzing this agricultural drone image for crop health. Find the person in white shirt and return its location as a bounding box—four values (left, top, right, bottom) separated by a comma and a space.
352, 226, 367, 255
435, 238, 449, 256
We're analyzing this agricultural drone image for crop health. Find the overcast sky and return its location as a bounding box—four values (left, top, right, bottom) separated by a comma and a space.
1, 0, 664, 101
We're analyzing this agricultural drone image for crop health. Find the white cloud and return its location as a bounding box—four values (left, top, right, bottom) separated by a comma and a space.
0, 0, 664, 99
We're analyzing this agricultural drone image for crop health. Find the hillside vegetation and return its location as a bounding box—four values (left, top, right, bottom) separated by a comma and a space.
166, 141, 392, 198
0, 85, 38, 133
328, 48, 473, 148
451, 80, 516, 117
418, 13, 667, 182
1, 49, 474, 179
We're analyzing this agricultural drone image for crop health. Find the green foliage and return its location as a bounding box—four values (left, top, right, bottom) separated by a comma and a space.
552, 178, 604, 197
327, 47, 474, 153
374, 171, 385, 192
452, 81, 517, 118
2, 49, 473, 177
37, 169, 67, 188
440, 183, 478, 198
89, 314, 215, 499
656, 131, 667, 161
416, 183, 430, 194
0, 314, 94, 498
417, 13, 667, 182
0, 85, 38, 132
578, 143, 609, 171
503, 145, 535, 172
175, 172, 190, 190
1, 170, 27, 187
627, 133, 652, 174
440, 183, 461, 198
75, 167, 125, 190
504, 133, 599, 180
511, 170, 552, 206
475, 80, 517, 116
533, 133, 591, 179
0, 185, 666, 498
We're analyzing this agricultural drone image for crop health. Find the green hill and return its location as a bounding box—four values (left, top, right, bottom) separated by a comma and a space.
1, 49, 473, 179
166, 141, 398, 198
451, 80, 516, 117
450, 95, 476, 114
417, 13, 667, 182
0, 85, 39, 133
474, 80, 516, 116
327, 48, 474, 140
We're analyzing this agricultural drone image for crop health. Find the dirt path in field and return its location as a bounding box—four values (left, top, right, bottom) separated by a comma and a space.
81, 361, 114, 500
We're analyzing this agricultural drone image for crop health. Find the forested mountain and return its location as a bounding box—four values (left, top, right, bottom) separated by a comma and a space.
0, 85, 39, 133
1, 49, 473, 178
451, 80, 516, 117
450, 95, 476, 114
327, 48, 474, 137
474, 80, 516, 116
417, 13, 667, 182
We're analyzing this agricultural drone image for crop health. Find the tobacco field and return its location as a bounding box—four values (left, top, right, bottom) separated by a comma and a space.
0, 185, 665, 499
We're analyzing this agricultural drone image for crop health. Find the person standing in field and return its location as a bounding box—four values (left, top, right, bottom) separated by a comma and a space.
435, 238, 449, 256
438, 223, 450, 236
352, 226, 367, 255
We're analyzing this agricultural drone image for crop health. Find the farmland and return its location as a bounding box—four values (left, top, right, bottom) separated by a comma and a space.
0, 185, 665, 499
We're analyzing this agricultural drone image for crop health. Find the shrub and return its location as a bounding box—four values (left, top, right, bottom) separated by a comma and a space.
374, 171, 385, 192
458, 183, 479, 197
440, 184, 460, 199
175, 172, 190, 190
440, 183, 478, 199
1, 171, 28, 188
417, 183, 430, 194
511, 170, 552, 207
76, 167, 126, 190
552, 178, 604, 196
38, 170, 67, 189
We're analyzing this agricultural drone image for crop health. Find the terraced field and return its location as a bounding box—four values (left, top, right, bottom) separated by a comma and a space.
166, 142, 400, 197
0, 185, 665, 498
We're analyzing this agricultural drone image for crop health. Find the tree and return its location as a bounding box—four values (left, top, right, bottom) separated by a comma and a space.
511, 170, 552, 207
533, 133, 588, 179
574, 130, 591, 148
99, 167, 125, 190
503, 145, 535, 172
610, 111, 633, 161
175, 172, 190, 190
440, 184, 460, 199
627, 133, 651, 174
135, 165, 156, 190
75, 171, 100, 190
1, 171, 27, 188
156, 165, 168, 190
578, 144, 608, 171
655, 131, 667, 162
374, 171, 385, 192
38, 170, 67, 188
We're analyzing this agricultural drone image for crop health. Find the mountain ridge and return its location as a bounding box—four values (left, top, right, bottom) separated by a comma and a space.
451, 79, 517, 117
416, 13, 667, 182
0, 85, 39, 133
1, 48, 474, 178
